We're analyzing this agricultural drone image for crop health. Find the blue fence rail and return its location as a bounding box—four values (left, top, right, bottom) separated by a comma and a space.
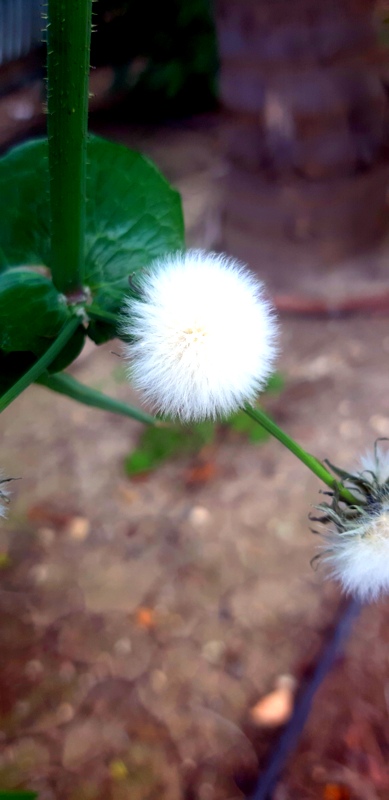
0, 0, 42, 66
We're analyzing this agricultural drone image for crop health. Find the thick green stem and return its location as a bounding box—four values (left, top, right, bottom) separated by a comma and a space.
244, 405, 358, 505
0, 317, 81, 413
38, 372, 157, 425
47, 0, 92, 294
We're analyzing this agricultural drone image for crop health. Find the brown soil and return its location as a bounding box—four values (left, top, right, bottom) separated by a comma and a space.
1, 117, 389, 800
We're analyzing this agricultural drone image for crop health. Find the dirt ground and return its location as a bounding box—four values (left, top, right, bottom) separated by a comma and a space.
1, 117, 389, 800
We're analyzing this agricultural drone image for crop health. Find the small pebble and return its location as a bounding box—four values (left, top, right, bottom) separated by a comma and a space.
30, 564, 48, 584
369, 415, 389, 437
66, 516, 90, 540
339, 420, 361, 440
25, 660, 44, 681
198, 783, 214, 800
56, 703, 74, 724
202, 640, 226, 665
114, 637, 132, 656
151, 669, 168, 693
188, 506, 211, 528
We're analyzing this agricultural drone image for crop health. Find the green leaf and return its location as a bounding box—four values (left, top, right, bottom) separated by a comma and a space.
47, 325, 86, 373
84, 137, 184, 316
0, 140, 50, 272
124, 373, 285, 476
0, 136, 184, 342
226, 373, 284, 442
125, 426, 191, 475
265, 372, 285, 394
124, 421, 215, 476
0, 793, 37, 799
227, 409, 269, 443
87, 319, 117, 346
86, 304, 119, 345
38, 371, 156, 425
0, 269, 68, 354
125, 447, 161, 475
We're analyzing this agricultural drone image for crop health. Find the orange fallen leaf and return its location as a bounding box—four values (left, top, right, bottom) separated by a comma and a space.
28, 503, 73, 529
323, 784, 351, 800
185, 459, 217, 487
135, 607, 156, 629
250, 675, 296, 727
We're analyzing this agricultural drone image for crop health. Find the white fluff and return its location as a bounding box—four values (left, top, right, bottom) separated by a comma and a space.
360, 447, 389, 485
320, 446, 389, 602
122, 250, 278, 421
322, 508, 389, 602
0, 477, 10, 519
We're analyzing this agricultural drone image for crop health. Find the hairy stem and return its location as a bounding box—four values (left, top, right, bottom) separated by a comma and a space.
47, 0, 93, 294
244, 405, 358, 505
38, 372, 157, 425
0, 317, 81, 413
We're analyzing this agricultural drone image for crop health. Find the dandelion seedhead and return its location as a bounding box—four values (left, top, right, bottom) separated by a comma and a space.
314, 441, 389, 601
121, 250, 278, 422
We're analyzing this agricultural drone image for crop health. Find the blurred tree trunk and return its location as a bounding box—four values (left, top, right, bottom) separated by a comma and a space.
215, 0, 389, 264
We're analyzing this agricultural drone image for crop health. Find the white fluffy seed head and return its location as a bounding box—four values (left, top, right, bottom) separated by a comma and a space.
320, 446, 389, 602
121, 250, 278, 421
322, 508, 389, 602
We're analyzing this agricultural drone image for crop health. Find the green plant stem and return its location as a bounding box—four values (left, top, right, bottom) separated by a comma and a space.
0, 317, 81, 413
244, 405, 358, 505
37, 372, 157, 425
47, 0, 93, 294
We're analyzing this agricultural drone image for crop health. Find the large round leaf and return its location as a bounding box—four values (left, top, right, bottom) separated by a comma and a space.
0, 136, 185, 343
0, 269, 68, 354
84, 137, 185, 315
0, 140, 50, 272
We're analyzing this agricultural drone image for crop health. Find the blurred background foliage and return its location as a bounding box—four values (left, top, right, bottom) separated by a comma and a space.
0, 0, 218, 121
91, 0, 218, 118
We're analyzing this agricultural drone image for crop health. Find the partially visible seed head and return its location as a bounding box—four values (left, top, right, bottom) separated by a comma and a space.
317, 446, 389, 602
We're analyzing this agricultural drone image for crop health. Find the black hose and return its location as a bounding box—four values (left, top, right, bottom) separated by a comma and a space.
249, 597, 361, 800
